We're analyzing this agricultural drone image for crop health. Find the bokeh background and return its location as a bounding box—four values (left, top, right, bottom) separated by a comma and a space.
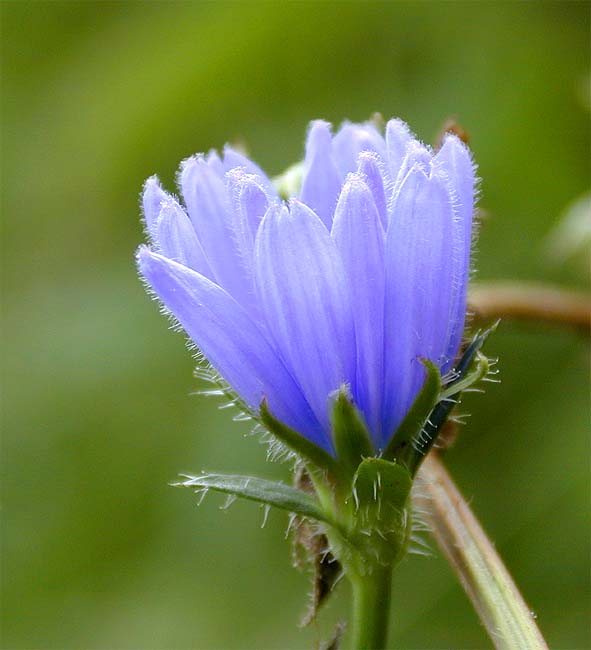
3, 2, 590, 649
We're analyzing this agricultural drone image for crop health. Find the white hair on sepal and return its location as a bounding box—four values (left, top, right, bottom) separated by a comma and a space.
195, 487, 209, 506
264, 434, 297, 465
260, 504, 271, 528
411, 423, 435, 455
219, 494, 238, 511
449, 412, 471, 425
481, 357, 501, 385
441, 365, 462, 385
407, 477, 435, 557
285, 512, 301, 539
172, 475, 211, 507
190, 357, 258, 427
408, 535, 434, 557
247, 418, 296, 465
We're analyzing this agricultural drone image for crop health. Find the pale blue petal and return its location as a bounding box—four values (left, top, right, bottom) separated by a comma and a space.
385, 118, 414, 182
254, 201, 355, 442
226, 168, 269, 294
387, 143, 434, 228
140, 117, 476, 455
142, 176, 170, 236
138, 248, 323, 446
391, 141, 433, 191
155, 199, 212, 278
223, 146, 277, 198
205, 150, 224, 176
180, 156, 254, 310
332, 122, 386, 177
383, 165, 457, 445
331, 175, 385, 444
299, 121, 341, 228
357, 152, 388, 229
435, 134, 476, 365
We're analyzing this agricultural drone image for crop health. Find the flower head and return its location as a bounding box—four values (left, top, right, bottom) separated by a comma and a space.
138, 118, 476, 454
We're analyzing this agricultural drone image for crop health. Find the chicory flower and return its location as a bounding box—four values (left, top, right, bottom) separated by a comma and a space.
138, 118, 476, 454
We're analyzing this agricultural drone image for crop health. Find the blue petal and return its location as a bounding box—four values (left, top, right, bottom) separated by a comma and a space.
331, 175, 385, 444
357, 152, 388, 229
435, 134, 476, 365
392, 141, 433, 189
387, 143, 434, 228
223, 146, 277, 198
382, 165, 458, 445
332, 122, 386, 177
226, 169, 269, 312
205, 150, 225, 176
254, 201, 355, 442
138, 248, 323, 446
142, 176, 170, 236
180, 156, 254, 311
385, 119, 414, 182
299, 121, 342, 228
155, 199, 213, 277
226, 169, 268, 253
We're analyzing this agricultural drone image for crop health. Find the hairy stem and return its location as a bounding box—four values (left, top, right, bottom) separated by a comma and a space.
416, 453, 548, 650
469, 282, 591, 333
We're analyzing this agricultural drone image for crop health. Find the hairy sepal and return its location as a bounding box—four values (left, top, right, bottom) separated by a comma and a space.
440, 351, 489, 400
330, 387, 374, 478
382, 359, 441, 465
259, 399, 342, 481
405, 323, 498, 476
349, 458, 413, 567
175, 473, 332, 524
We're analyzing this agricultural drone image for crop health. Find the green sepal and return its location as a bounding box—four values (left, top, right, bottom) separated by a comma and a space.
381, 359, 441, 465
405, 323, 498, 476
331, 387, 374, 476
175, 473, 331, 524
440, 351, 489, 400
259, 399, 341, 479
450, 321, 498, 382
350, 458, 413, 565
353, 458, 413, 521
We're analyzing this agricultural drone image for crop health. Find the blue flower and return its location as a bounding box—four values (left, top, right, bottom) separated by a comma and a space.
138, 118, 476, 453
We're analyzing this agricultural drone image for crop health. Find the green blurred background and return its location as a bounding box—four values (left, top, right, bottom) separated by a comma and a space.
2, 1, 590, 648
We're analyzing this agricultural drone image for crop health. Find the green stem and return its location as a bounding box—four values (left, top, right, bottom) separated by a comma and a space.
417, 453, 548, 650
349, 565, 393, 650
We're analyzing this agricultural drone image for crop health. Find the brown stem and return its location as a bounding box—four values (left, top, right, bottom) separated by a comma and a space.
416, 453, 548, 650
469, 282, 591, 333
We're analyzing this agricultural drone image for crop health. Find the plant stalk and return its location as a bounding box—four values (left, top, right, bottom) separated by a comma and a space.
349, 564, 393, 650
416, 453, 548, 650
469, 281, 591, 333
